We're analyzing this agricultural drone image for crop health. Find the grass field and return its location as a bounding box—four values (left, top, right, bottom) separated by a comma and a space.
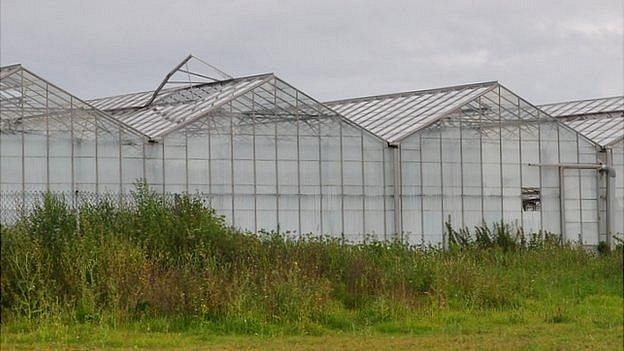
1, 188, 622, 350
2, 300, 622, 350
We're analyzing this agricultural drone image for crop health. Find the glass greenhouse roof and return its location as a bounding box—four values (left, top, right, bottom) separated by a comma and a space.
539, 96, 623, 117
539, 97, 624, 147
325, 81, 497, 144
0, 64, 146, 138
562, 117, 623, 147
0, 64, 23, 79
90, 74, 274, 138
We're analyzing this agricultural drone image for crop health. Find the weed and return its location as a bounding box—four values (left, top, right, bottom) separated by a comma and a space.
0, 186, 621, 336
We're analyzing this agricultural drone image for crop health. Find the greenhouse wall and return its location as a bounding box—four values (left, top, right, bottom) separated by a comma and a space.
148, 78, 393, 241
2, 67, 617, 245
130, 74, 398, 241
396, 86, 606, 245
0, 67, 145, 222
1, 72, 396, 242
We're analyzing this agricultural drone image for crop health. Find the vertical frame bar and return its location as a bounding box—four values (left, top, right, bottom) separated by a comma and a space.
184, 131, 189, 193
45, 83, 50, 191
20, 69, 25, 210
95, 115, 100, 195
459, 115, 465, 228
419, 136, 424, 243
273, 82, 280, 231
537, 110, 543, 232
161, 140, 165, 194
229, 101, 235, 226
498, 86, 504, 222
207, 114, 212, 203
556, 117, 562, 237
141, 141, 146, 189
576, 132, 583, 243
295, 91, 302, 236
360, 129, 366, 239
439, 124, 445, 248
118, 124, 123, 206
518, 99, 524, 229
70, 96, 75, 205
479, 96, 485, 225
559, 166, 565, 241
382, 143, 387, 240
317, 102, 324, 234
252, 92, 258, 233
339, 118, 345, 237
393, 146, 402, 241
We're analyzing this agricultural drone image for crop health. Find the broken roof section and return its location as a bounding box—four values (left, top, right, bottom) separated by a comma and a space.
90, 54, 381, 141
0, 64, 147, 139
539, 96, 624, 147
89, 54, 273, 139
325, 81, 498, 144
144, 54, 232, 107
90, 73, 274, 138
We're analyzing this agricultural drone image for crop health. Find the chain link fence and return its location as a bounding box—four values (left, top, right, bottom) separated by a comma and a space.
0, 190, 217, 226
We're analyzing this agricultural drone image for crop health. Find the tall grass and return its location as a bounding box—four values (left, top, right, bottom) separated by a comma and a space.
1, 185, 622, 334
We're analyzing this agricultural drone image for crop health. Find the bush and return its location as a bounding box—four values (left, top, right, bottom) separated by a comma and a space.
1, 186, 621, 333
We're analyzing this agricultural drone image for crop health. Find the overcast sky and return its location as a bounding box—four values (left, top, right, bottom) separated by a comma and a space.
1, 0, 622, 104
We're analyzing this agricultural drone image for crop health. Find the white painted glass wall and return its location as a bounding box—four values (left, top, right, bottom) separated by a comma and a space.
396, 86, 606, 245
611, 140, 624, 236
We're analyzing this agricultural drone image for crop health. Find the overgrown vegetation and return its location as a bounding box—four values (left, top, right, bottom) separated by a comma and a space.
1, 185, 622, 343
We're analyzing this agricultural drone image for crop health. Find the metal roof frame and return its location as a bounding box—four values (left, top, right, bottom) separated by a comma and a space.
91, 71, 388, 144
539, 96, 623, 117
326, 81, 603, 149
326, 81, 498, 144
539, 96, 624, 147
6, 58, 610, 149
152, 74, 275, 138
91, 73, 275, 139
144, 54, 233, 108
0, 64, 149, 140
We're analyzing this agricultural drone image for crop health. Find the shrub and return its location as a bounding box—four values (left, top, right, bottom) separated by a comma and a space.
1, 186, 621, 333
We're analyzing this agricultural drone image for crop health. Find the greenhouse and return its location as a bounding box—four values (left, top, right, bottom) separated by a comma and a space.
326, 86, 617, 246
1, 59, 392, 242
1, 57, 620, 246
0, 63, 147, 220
539, 97, 623, 241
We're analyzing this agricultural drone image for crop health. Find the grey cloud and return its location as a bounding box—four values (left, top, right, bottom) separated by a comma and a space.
1, 0, 621, 104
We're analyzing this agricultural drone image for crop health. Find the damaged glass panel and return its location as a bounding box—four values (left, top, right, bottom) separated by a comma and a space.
521, 187, 541, 211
